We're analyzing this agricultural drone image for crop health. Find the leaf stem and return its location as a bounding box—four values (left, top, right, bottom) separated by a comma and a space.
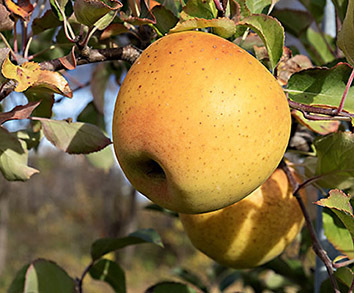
279, 160, 340, 293
76, 260, 95, 293
334, 67, 354, 114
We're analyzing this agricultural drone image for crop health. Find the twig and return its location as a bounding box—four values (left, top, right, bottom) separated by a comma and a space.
76, 260, 95, 293
279, 160, 340, 293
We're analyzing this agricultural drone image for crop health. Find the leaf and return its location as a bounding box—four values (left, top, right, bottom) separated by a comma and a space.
145, 281, 197, 293
74, 0, 122, 27
152, 5, 179, 35
101, 23, 130, 39
91, 63, 111, 114
25, 88, 55, 118
298, 0, 325, 23
237, 14, 284, 71
272, 9, 312, 37
32, 70, 72, 98
170, 17, 236, 38
50, 0, 73, 21
0, 101, 40, 125
300, 27, 335, 65
4, 0, 34, 21
86, 145, 115, 172
335, 267, 354, 288
292, 110, 340, 135
0, 3, 14, 31
24, 259, 75, 293
94, 9, 118, 30
91, 228, 163, 261
245, 0, 271, 13
15, 129, 42, 150
37, 118, 112, 154
332, 0, 349, 22
1, 56, 41, 92
77, 101, 105, 129
320, 208, 354, 259
338, 0, 354, 66
286, 63, 354, 112
0, 127, 39, 181
31, 9, 62, 35
58, 46, 76, 70
313, 131, 354, 191
8, 264, 30, 293
315, 190, 354, 240
89, 259, 126, 293
179, 0, 217, 21
172, 268, 208, 292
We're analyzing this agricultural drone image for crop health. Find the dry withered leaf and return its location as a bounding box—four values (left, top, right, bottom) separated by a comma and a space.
0, 100, 41, 124
0, 3, 14, 31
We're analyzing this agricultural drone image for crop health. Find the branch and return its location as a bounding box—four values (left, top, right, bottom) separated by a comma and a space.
0, 45, 142, 102
279, 160, 340, 293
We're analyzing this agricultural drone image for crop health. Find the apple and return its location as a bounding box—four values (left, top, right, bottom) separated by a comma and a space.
112, 31, 291, 214
179, 168, 306, 269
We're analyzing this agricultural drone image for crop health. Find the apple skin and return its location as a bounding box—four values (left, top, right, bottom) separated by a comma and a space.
179, 168, 306, 269
112, 31, 291, 214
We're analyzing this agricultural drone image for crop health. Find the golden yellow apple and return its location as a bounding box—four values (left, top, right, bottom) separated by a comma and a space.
112, 31, 291, 214
179, 168, 306, 269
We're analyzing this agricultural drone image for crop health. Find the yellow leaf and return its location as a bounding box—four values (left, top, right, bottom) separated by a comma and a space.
33, 70, 73, 98
1, 55, 41, 92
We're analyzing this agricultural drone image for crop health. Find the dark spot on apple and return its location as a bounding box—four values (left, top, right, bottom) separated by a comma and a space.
140, 159, 166, 179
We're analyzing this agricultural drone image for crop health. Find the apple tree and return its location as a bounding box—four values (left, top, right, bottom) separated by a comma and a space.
0, 0, 353, 292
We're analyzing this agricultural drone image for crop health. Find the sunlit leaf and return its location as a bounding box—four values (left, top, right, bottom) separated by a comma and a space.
24, 259, 75, 293
91, 228, 163, 261
245, 0, 271, 13
170, 17, 236, 38
179, 0, 217, 21
37, 118, 112, 154
86, 145, 115, 172
315, 190, 354, 240
32, 70, 72, 98
1, 56, 41, 92
4, 0, 34, 20
0, 127, 39, 181
89, 259, 126, 293
0, 101, 40, 125
58, 46, 76, 70
237, 14, 284, 70
287, 63, 354, 112
338, 0, 354, 66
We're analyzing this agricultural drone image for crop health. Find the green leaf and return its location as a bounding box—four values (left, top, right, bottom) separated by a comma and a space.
94, 9, 118, 30
300, 27, 335, 65
24, 259, 75, 293
91, 228, 163, 261
172, 268, 208, 292
315, 190, 354, 241
24, 88, 55, 118
86, 144, 115, 172
332, 0, 349, 22
145, 281, 197, 293
245, 0, 271, 13
77, 101, 105, 130
8, 264, 30, 293
50, 0, 73, 21
313, 132, 354, 191
298, 0, 325, 23
179, 0, 217, 21
152, 5, 179, 35
89, 259, 126, 293
0, 127, 39, 181
272, 9, 312, 37
15, 129, 42, 150
170, 17, 236, 38
38, 118, 112, 154
32, 9, 62, 35
237, 14, 284, 71
338, 0, 354, 66
335, 267, 354, 288
286, 63, 354, 112
321, 208, 354, 259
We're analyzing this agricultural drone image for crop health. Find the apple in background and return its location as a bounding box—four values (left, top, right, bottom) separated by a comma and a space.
112, 31, 291, 214
179, 168, 306, 269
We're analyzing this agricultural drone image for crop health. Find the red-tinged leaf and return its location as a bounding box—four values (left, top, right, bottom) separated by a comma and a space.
0, 101, 41, 125
1, 56, 41, 92
101, 23, 129, 39
0, 3, 14, 31
32, 70, 72, 98
36, 118, 112, 154
315, 189, 354, 241
0, 127, 39, 181
292, 110, 340, 135
119, 11, 156, 25
170, 17, 236, 38
4, 0, 34, 20
74, 0, 122, 27
58, 46, 76, 70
